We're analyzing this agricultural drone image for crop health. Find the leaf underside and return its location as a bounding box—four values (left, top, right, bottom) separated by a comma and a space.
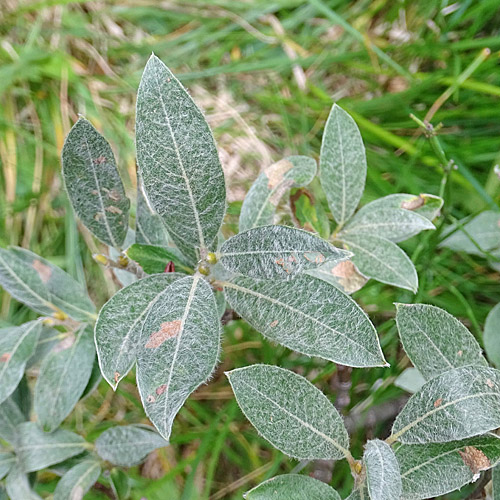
53, 460, 101, 500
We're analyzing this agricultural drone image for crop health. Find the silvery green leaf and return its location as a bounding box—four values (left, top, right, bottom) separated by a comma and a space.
109, 228, 137, 287
95, 273, 183, 389
5, 464, 42, 500
219, 225, 351, 281
62, 117, 130, 248
345, 486, 368, 500
53, 460, 101, 500
137, 275, 221, 440
363, 439, 401, 500
396, 434, 500, 499
80, 358, 102, 400
390, 366, 500, 444
95, 425, 168, 466
493, 463, 500, 499
0, 398, 25, 445
320, 104, 366, 226
34, 326, 95, 432
239, 156, 317, 231
110, 468, 131, 500
440, 211, 500, 255
136, 54, 226, 253
26, 324, 61, 369
16, 422, 87, 472
394, 367, 425, 394
340, 233, 418, 292
396, 303, 487, 380
306, 260, 368, 294
357, 193, 443, 221
0, 321, 41, 404
226, 364, 350, 460
223, 274, 386, 367
136, 177, 170, 247
0, 485, 6, 500
341, 207, 435, 243
0, 247, 96, 321
484, 303, 500, 368
0, 452, 15, 480
244, 474, 341, 500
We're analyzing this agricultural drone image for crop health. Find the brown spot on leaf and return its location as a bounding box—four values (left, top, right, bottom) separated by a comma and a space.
288, 255, 297, 263
401, 195, 425, 211
486, 379, 494, 388
114, 372, 120, 384
105, 205, 123, 215
94, 212, 104, 221
145, 320, 182, 348
459, 446, 491, 474
330, 261, 368, 294
270, 320, 279, 327
0, 353, 11, 362
303, 252, 325, 264
264, 159, 294, 189
33, 259, 52, 283
93, 156, 107, 165
147, 395, 156, 403
156, 384, 167, 395
434, 398, 443, 408
457, 350, 463, 357
91, 189, 98, 195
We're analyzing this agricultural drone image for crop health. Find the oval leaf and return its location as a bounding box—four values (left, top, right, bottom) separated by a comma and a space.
137, 275, 221, 440
340, 233, 418, 292
239, 156, 317, 231
484, 303, 500, 368
62, 117, 130, 248
364, 439, 401, 500
396, 303, 487, 380
53, 460, 101, 500
95, 425, 167, 466
396, 434, 500, 499
0, 398, 25, 446
136, 54, 226, 253
224, 274, 386, 367
34, 326, 95, 432
226, 364, 350, 460
320, 104, 366, 226
95, 273, 183, 388
244, 474, 341, 500
0, 321, 41, 404
219, 225, 351, 281
390, 366, 500, 444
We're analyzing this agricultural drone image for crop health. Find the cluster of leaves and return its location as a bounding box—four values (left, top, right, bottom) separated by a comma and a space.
0, 53, 498, 499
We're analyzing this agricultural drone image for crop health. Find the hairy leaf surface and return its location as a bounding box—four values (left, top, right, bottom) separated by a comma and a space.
320, 104, 366, 225
16, 422, 86, 472
136, 55, 226, 253
95, 425, 168, 466
244, 474, 341, 500
5, 465, 42, 500
394, 368, 425, 394
396, 303, 487, 380
62, 117, 130, 248
0, 321, 41, 404
239, 156, 316, 231
224, 274, 386, 367
227, 365, 350, 460
0, 398, 25, 446
390, 366, 500, 444
95, 273, 183, 388
396, 434, 500, 499
340, 233, 418, 292
484, 303, 500, 368
306, 260, 368, 294
345, 486, 368, 500
53, 460, 101, 500
34, 326, 95, 432
220, 225, 351, 280
493, 463, 500, 499
137, 275, 220, 440
364, 439, 401, 500
0, 452, 15, 481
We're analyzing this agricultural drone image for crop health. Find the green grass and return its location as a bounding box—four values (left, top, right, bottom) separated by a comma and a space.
1, 0, 500, 498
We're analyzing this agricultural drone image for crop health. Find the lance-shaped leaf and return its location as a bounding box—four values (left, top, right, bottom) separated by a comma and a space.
485, 303, 500, 368
8, 247, 96, 321
320, 104, 366, 226
396, 304, 487, 381
440, 211, 500, 255
340, 233, 418, 292
396, 434, 500, 499
340, 207, 435, 243
126, 244, 191, 275
95, 425, 168, 466
26, 324, 61, 369
394, 367, 425, 394
110, 468, 130, 500
226, 365, 350, 460
16, 422, 87, 472
356, 193, 443, 221
239, 156, 317, 231
5, 464, 42, 500
0, 321, 41, 404
364, 439, 402, 500
95, 273, 183, 388
244, 474, 341, 500
219, 225, 351, 281
62, 117, 130, 248
136, 54, 226, 253
34, 326, 95, 432
0, 452, 15, 481
390, 365, 500, 444
53, 460, 101, 500
224, 274, 386, 367
306, 260, 368, 294
137, 275, 221, 440
0, 398, 25, 445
